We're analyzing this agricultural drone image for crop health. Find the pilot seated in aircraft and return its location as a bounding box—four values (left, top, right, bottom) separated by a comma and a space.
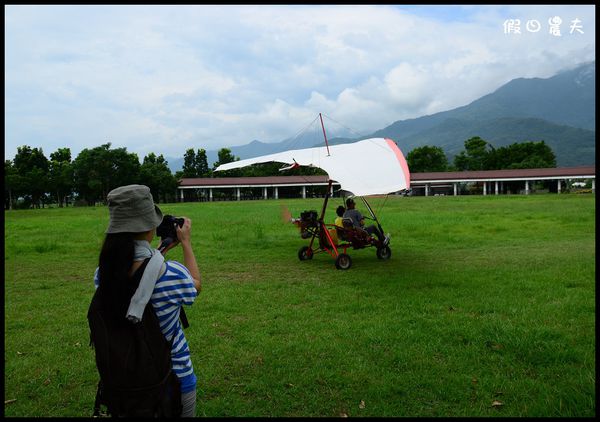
342, 198, 389, 246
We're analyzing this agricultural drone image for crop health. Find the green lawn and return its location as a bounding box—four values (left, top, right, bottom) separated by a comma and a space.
3, 193, 595, 417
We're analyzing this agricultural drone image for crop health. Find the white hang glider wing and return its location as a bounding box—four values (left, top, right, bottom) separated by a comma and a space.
214, 137, 411, 197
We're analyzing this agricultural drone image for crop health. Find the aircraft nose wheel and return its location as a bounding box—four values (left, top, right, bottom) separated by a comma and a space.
335, 253, 352, 270
376, 245, 391, 260
298, 246, 314, 261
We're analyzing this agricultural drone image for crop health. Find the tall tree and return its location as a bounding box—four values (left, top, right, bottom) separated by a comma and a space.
49, 147, 74, 207
5, 160, 24, 210
406, 146, 448, 173
72, 143, 141, 205
180, 147, 211, 180
181, 148, 198, 178
110, 147, 141, 193
72, 144, 110, 205
140, 153, 178, 203
212, 148, 241, 177
13, 145, 50, 208
195, 148, 210, 177
453, 137, 495, 171
213, 148, 238, 168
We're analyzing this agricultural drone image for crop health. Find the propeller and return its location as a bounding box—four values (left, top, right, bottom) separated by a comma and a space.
280, 204, 293, 223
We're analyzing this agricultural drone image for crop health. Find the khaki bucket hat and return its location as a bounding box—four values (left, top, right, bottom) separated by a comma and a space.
105, 184, 163, 234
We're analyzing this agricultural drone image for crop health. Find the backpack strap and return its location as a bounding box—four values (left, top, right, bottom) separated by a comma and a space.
180, 307, 189, 329
130, 258, 152, 289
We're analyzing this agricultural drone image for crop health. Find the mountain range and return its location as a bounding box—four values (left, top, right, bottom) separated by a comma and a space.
166, 61, 595, 172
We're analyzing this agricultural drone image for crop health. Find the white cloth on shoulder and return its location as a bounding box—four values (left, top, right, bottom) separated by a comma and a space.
126, 240, 166, 323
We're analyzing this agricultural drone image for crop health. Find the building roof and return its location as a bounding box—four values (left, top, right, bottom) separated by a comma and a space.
179, 175, 330, 187
178, 166, 595, 188
411, 166, 595, 182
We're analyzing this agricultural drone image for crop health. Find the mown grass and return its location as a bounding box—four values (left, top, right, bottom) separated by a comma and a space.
3, 194, 595, 417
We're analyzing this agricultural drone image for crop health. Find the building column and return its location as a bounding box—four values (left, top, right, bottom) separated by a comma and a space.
209, 188, 213, 202
495, 181, 499, 195
425, 184, 430, 197
302, 186, 306, 199
557, 179, 561, 194
592, 179, 595, 193
236, 187, 241, 201
483, 182, 487, 196
453, 183, 457, 196
525, 181, 529, 195
180, 189, 184, 202
274, 187, 279, 200
263, 187, 268, 200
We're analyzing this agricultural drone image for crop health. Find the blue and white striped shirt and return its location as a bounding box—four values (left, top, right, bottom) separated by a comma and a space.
94, 260, 198, 393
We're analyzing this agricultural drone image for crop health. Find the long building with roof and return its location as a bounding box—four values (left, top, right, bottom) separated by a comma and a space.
177, 166, 595, 201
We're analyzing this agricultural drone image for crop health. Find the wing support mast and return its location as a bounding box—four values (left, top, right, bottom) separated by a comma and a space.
319, 113, 330, 157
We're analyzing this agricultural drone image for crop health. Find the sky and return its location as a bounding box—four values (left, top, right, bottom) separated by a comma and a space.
4, 4, 596, 162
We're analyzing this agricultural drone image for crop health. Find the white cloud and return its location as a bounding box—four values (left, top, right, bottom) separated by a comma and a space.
4, 4, 595, 161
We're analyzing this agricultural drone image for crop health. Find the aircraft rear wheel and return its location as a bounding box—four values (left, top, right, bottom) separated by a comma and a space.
335, 253, 352, 270
376, 245, 391, 260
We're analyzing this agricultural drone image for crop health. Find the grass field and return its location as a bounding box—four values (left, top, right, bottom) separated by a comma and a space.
3, 193, 595, 417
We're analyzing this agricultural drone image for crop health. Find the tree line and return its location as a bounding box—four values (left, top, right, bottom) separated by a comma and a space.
5, 137, 556, 209
4, 143, 239, 209
405, 137, 556, 173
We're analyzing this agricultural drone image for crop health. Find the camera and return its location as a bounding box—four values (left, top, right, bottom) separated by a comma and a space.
157, 215, 185, 251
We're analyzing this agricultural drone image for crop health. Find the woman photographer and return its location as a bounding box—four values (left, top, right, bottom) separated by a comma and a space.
92, 184, 201, 417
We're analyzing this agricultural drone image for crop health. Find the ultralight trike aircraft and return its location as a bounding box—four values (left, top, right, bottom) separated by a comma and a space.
215, 114, 411, 269
293, 191, 393, 270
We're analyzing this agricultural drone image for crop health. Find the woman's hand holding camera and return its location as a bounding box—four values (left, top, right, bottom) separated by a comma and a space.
158, 217, 190, 255
175, 217, 193, 246
157, 216, 200, 291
